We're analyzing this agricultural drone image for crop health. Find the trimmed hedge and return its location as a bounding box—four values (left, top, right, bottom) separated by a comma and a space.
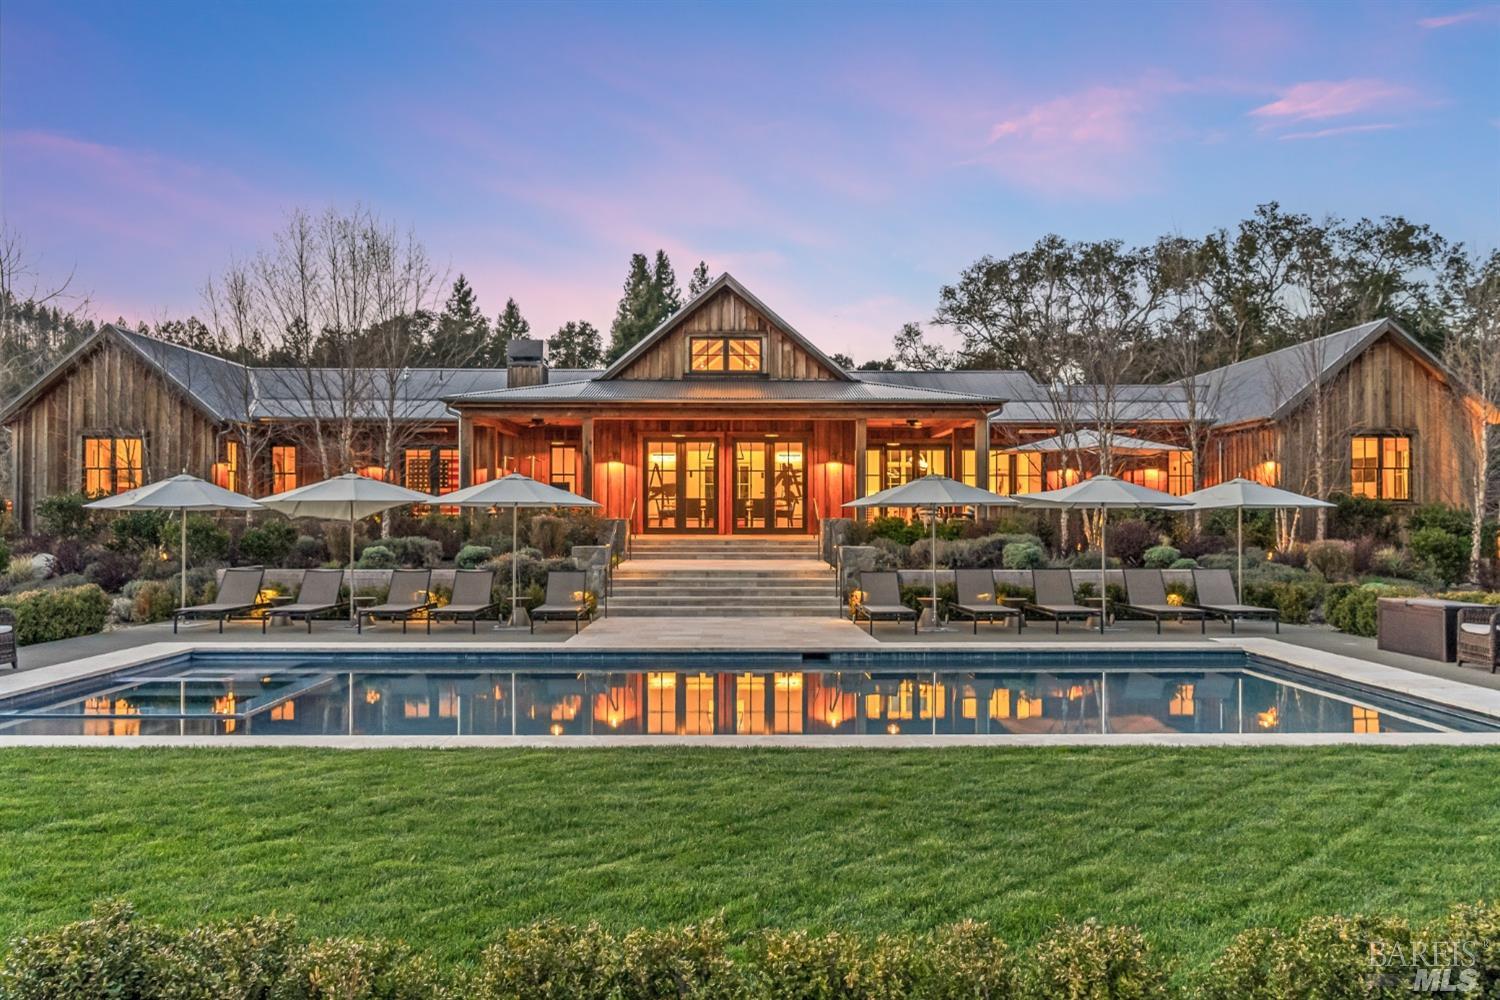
6, 901, 1495, 998
0, 584, 110, 645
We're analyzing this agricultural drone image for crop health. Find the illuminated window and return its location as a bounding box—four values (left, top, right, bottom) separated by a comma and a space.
82, 436, 144, 495
1167, 451, 1193, 496
404, 448, 432, 492
689, 336, 762, 374
684, 674, 714, 734
1168, 683, 1195, 716
436, 449, 460, 494
773, 672, 804, 734
270, 700, 295, 722
549, 444, 578, 492
212, 440, 241, 493
1351, 435, 1410, 500
864, 444, 949, 495
271, 445, 298, 493
404, 698, 431, 719
1352, 706, 1381, 734
736, 674, 768, 734
647, 672, 677, 734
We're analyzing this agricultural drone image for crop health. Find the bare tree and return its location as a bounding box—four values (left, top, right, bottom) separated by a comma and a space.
1441, 249, 1500, 578
200, 259, 269, 492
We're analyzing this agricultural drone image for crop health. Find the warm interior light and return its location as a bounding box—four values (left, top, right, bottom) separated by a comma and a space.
886, 722, 901, 736
1166, 593, 1184, 607
549, 722, 564, 737
365, 689, 381, 704
1257, 706, 1279, 730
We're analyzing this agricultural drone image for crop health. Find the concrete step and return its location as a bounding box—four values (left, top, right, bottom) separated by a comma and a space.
613, 582, 833, 594
607, 605, 842, 618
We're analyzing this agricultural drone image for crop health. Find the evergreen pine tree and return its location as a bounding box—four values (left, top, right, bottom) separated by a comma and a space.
431, 274, 489, 364
548, 320, 603, 368
688, 260, 713, 298
652, 250, 681, 316
607, 253, 658, 362
491, 297, 530, 366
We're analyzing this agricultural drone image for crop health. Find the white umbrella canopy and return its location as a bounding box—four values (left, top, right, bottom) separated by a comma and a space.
1014, 475, 1192, 633
1180, 478, 1334, 600
1013, 430, 1181, 455
846, 476, 1018, 631
259, 472, 436, 625
86, 473, 261, 607
434, 474, 600, 628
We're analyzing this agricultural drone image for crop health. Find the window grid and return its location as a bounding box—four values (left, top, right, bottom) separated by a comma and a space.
271, 445, 298, 494
1350, 435, 1410, 501
549, 444, 578, 492
82, 436, 144, 495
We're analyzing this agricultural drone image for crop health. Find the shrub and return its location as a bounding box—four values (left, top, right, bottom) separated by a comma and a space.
1408, 502, 1472, 539
354, 545, 397, 570
288, 535, 329, 569
750, 928, 864, 1000
617, 918, 737, 1000
1415, 900, 1500, 995
131, 580, 179, 623
275, 937, 447, 999
1305, 540, 1355, 580
84, 548, 142, 593
1025, 919, 1169, 1000
170, 515, 230, 565
1169, 558, 1198, 570
35, 492, 94, 542
917, 920, 1015, 1000
456, 545, 494, 570
869, 516, 923, 546
1325, 582, 1421, 637
1106, 519, 1159, 568
472, 921, 620, 1000
1243, 580, 1323, 625
1370, 545, 1413, 579
1411, 526, 1470, 587
1200, 913, 1412, 1000
0, 900, 178, 1000
1178, 533, 1231, 560
1330, 492, 1395, 541
528, 515, 569, 558
1002, 541, 1046, 570
0, 537, 9, 578
239, 520, 299, 567
1143, 544, 1181, 569
383, 536, 443, 568
0, 584, 110, 644
105, 509, 171, 555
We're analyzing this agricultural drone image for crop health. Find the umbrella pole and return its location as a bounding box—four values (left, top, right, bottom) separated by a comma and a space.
930, 505, 939, 630
1237, 507, 1244, 604
349, 501, 357, 625
508, 504, 523, 628
1099, 507, 1108, 635
180, 510, 188, 609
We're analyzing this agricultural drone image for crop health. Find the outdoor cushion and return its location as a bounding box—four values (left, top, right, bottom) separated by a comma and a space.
0, 625, 10, 634
1460, 621, 1497, 635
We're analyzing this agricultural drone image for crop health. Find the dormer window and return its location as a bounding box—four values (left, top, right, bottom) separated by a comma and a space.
689, 336, 762, 374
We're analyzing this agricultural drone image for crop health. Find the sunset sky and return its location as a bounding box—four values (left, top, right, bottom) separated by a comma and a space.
2, 1, 1496, 357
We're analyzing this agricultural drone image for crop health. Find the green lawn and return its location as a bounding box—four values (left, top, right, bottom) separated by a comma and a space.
1, 748, 1496, 972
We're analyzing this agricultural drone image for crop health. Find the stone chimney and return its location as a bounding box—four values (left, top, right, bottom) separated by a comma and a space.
506, 338, 548, 388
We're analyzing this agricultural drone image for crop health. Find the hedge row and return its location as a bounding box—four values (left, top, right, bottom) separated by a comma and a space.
0, 584, 110, 645
2, 900, 1496, 999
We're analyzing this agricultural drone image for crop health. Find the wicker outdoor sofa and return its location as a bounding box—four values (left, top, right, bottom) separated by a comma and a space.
1457, 606, 1500, 672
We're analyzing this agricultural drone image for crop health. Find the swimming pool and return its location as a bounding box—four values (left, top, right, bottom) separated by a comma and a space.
2, 649, 1493, 737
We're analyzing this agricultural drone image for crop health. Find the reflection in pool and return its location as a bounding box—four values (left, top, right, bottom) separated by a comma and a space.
0, 650, 1477, 737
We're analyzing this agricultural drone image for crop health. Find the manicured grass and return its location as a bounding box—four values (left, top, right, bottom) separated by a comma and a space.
0, 748, 1496, 972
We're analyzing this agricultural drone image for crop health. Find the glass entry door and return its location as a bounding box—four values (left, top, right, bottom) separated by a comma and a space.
734, 440, 805, 532
644, 440, 717, 532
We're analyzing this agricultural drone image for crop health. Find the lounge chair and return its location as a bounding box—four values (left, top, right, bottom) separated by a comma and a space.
1120, 569, 1207, 634
851, 572, 919, 635
1458, 606, 1500, 673
1189, 569, 1279, 634
173, 567, 269, 633
948, 569, 1023, 634
263, 569, 348, 633
530, 571, 593, 633
360, 569, 435, 634
0, 608, 16, 669
428, 569, 499, 634
1023, 569, 1095, 633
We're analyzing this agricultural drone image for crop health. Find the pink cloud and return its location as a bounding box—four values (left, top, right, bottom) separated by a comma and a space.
1418, 7, 1500, 28
1277, 122, 1398, 141
1249, 79, 1414, 123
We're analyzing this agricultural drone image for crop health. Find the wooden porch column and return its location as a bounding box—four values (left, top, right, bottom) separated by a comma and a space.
581, 417, 595, 498
973, 415, 990, 491
458, 415, 475, 488
853, 417, 867, 510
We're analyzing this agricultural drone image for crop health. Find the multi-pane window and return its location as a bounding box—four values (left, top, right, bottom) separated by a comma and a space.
549, 444, 578, 492
1167, 451, 1193, 496
82, 436, 144, 495
688, 336, 762, 373
271, 445, 298, 494
403, 448, 432, 492
436, 449, 459, 494
987, 451, 1042, 495
212, 440, 241, 493
863, 444, 949, 496
1350, 435, 1411, 501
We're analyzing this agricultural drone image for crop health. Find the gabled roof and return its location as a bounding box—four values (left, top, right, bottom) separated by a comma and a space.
853, 369, 1042, 398
990, 384, 1203, 424
599, 272, 854, 381
446, 377, 1001, 406
1185, 318, 1431, 427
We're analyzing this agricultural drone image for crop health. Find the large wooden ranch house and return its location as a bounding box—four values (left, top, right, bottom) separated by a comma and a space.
2, 274, 1492, 534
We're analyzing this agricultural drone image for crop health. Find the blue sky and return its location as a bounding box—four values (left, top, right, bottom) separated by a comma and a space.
2, 0, 1497, 357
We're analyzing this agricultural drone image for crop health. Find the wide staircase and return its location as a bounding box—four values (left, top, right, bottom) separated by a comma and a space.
609, 536, 839, 618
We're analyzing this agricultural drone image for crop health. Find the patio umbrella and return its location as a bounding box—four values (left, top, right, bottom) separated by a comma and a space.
85, 472, 262, 609
258, 472, 435, 625
1179, 478, 1334, 601
845, 476, 1017, 631
1014, 475, 1191, 633
1012, 430, 1181, 455
435, 473, 600, 628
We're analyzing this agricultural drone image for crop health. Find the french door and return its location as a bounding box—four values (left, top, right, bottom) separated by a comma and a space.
643, 439, 717, 532
733, 440, 806, 532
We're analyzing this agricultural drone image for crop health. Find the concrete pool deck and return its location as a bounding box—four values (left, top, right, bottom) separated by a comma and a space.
3, 614, 1500, 746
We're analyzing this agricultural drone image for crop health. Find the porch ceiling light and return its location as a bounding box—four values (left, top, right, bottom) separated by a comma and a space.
906, 418, 922, 428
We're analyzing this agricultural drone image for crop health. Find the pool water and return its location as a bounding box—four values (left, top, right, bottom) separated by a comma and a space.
2, 651, 1491, 737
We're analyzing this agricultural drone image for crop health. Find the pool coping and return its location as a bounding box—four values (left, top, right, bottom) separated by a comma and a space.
2, 636, 1499, 747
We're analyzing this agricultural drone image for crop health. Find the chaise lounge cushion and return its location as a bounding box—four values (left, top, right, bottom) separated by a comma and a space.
1461, 621, 1498, 635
